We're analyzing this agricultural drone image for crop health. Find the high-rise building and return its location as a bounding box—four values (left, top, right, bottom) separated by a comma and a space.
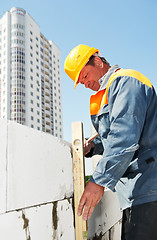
0, 7, 63, 138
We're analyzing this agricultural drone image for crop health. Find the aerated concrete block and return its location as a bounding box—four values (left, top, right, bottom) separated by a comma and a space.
0, 199, 75, 240
0, 209, 26, 239
0, 118, 7, 214
21, 198, 75, 240
101, 221, 122, 240
88, 189, 122, 239
7, 121, 73, 211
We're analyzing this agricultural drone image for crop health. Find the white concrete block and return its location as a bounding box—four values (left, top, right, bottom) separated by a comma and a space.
23, 199, 75, 240
0, 210, 26, 239
0, 118, 7, 214
7, 121, 73, 211
88, 189, 122, 239
0, 199, 75, 240
102, 220, 122, 240
56, 199, 75, 239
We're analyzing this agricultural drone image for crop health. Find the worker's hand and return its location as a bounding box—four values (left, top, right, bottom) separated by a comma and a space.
84, 139, 95, 155
77, 181, 104, 221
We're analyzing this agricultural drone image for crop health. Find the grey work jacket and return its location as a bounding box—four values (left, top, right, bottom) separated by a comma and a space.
89, 65, 157, 210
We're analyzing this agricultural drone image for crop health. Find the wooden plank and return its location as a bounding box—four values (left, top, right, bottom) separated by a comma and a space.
72, 122, 88, 240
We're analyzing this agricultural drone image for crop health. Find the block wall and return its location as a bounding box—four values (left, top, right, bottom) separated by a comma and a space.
0, 119, 75, 239
0, 119, 122, 239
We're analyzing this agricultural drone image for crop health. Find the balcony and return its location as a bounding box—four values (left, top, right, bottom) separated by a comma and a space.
46, 121, 50, 126
44, 71, 49, 76
45, 78, 49, 83
45, 98, 50, 104
44, 50, 49, 57
45, 83, 50, 90
45, 102, 50, 110
44, 64, 49, 70
45, 129, 51, 133
45, 89, 50, 97
44, 57, 49, 63
45, 113, 50, 119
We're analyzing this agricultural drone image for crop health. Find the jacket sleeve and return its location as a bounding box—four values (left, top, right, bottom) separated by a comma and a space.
90, 76, 149, 191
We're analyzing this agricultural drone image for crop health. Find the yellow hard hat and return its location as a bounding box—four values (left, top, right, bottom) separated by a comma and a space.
64, 44, 99, 88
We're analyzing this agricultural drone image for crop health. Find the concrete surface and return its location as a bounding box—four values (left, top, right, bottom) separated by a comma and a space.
0, 118, 122, 239
0, 199, 75, 240
0, 119, 7, 214
7, 121, 73, 211
88, 190, 122, 239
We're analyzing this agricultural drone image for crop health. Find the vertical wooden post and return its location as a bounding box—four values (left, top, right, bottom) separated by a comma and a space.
72, 122, 88, 240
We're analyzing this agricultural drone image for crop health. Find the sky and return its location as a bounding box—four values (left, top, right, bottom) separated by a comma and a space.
0, 0, 157, 172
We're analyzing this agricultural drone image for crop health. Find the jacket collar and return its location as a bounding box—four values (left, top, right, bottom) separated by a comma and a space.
99, 64, 120, 91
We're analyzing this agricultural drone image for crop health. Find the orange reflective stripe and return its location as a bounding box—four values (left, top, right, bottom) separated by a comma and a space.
90, 89, 106, 115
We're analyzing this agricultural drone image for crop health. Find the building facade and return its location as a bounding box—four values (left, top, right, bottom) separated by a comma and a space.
0, 7, 63, 138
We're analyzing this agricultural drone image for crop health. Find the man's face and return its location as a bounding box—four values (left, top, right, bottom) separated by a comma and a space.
78, 64, 101, 91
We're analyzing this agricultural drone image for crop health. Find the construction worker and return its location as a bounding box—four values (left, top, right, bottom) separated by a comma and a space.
64, 44, 157, 240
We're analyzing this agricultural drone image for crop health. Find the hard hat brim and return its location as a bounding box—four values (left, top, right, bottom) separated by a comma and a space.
74, 71, 81, 89
73, 48, 99, 89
